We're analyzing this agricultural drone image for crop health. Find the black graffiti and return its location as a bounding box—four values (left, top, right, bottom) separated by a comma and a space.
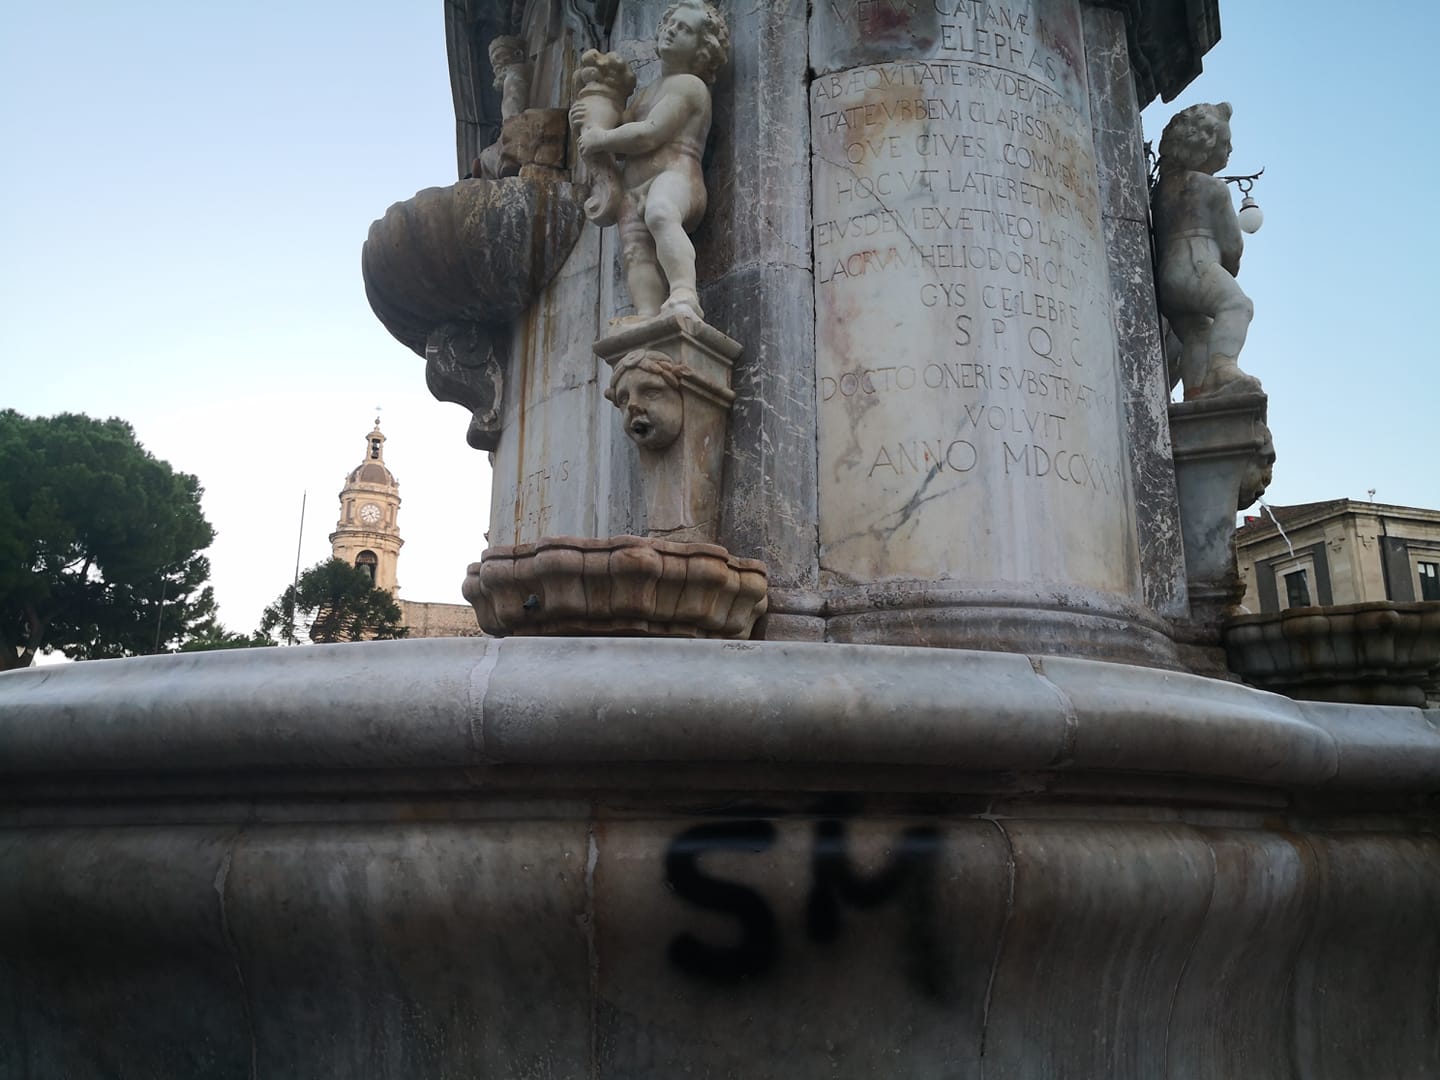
663, 814, 951, 999
665, 820, 779, 982
807, 818, 948, 999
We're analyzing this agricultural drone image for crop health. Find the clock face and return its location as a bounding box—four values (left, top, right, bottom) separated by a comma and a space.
360, 503, 382, 524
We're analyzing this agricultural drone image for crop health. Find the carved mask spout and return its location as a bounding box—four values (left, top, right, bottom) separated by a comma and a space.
606, 350, 688, 451
603, 344, 734, 544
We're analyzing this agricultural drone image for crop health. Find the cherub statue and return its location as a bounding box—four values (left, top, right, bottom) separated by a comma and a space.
1152, 102, 1261, 400
472, 36, 535, 179
604, 349, 689, 450
489, 36, 531, 121
569, 1, 730, 322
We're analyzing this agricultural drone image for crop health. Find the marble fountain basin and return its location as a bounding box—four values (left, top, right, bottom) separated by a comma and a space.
1225, 600, 1440, 707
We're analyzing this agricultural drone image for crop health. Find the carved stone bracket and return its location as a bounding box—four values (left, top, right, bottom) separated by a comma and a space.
424, 321, 507, 452
1168, 390, 1274, 674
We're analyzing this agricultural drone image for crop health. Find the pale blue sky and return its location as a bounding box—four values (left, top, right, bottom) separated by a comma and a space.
3, 2, 1437, 636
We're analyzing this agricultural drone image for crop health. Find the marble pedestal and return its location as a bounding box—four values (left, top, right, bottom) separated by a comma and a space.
593, 313, 741, 544
1169, 392, 1273, 674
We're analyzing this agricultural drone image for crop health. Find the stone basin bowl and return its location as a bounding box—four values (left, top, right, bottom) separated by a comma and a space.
465, 535, 769, 640
362, 174, 585, 356
1224, 600, 1440, 707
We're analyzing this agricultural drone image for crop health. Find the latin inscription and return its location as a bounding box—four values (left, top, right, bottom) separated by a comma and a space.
507, 459, 572, 539
813, 0, 1135, 586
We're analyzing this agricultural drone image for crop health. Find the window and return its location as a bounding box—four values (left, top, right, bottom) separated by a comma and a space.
1420, 561, 1440, 602
1284, 569, 1311, 609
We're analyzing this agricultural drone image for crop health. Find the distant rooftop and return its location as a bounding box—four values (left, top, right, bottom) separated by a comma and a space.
1237, 498, 1440, 544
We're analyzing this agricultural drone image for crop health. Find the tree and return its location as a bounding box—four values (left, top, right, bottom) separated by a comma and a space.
258, 558, 408, 644
178, 619, 270, 652
0, 411, 218, 671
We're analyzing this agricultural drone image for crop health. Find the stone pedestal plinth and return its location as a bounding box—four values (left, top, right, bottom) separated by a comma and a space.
594, 314, 741, 544
1169, 391, 1273, 673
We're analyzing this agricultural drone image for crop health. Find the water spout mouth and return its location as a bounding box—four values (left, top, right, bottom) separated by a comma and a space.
629, 418, 653, 440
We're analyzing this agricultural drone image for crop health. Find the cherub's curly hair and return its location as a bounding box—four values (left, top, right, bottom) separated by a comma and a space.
604, 350, 692, 404
1158, 102, 1232, 174
658, 1, 730, 85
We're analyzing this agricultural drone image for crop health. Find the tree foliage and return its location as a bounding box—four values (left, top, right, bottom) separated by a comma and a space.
178, 620, 270, 652
0, 410, 218, 671
259, 559, 408, 644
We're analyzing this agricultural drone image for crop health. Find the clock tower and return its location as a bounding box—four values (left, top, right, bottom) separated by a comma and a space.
329, 417, 403, 594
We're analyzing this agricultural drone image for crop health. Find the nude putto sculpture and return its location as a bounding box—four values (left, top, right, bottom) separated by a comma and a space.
1152, 102, 1261, 400
569, 1, 730, 322
489, 36, 532, 121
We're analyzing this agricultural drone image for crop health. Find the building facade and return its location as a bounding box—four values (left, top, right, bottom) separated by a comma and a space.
1236, 499, 1440, 613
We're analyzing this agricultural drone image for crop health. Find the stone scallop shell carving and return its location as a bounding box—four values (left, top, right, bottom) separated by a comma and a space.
362, 174, 586, 356
464, 536, 769, 640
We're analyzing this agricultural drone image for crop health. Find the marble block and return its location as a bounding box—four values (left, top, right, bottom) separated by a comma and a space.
1169, 391, 1272, 607
1169, 390, 1273, 679
595, 313, 741, 543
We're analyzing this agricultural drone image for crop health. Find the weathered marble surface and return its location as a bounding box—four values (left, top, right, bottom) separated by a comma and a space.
1169, 390, 1272, 596
1083, 6, 1188, 619
811, 0, 1139, 596
1, 640, 1437, 1079
698, 0, 816, 589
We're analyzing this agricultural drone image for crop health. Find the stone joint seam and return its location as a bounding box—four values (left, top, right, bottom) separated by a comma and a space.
469, 641, 504, 762
1027, 656, 1080, 767
214, 825, 259, 1080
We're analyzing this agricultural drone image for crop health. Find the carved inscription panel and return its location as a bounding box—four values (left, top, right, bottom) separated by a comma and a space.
813, 0, 1138, 591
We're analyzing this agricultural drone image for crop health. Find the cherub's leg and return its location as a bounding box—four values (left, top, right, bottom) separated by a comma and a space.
620, 216, 667, 317
1205, 269, 1254, 368
1170, 314, 1211, 398
644, 180, 702, 319
1195, 265, 1258, 397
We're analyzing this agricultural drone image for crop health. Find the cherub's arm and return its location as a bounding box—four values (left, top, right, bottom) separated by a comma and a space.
1210, 178, 1243, 275
579, 76, 705, 156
